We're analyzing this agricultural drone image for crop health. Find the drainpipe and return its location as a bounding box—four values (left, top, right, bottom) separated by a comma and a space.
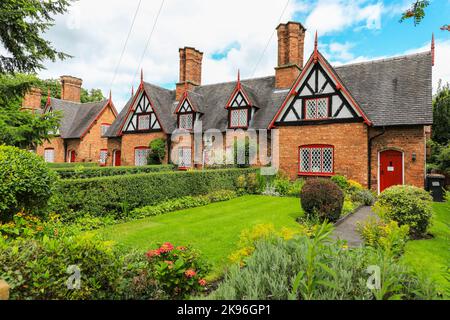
167, 134, 172, 164
368, 126, 386, 190
63, 140, 68, 163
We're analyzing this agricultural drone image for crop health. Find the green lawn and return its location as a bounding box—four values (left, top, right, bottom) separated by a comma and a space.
402, 200, 450, 296
97, 195, 303, 277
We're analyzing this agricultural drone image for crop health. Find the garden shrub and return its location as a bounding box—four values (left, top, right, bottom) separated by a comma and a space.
130, 190, 237, 219
330, 175, 350, 191
54, 164, 174, 179
53, 168, 257, 219
0, 235, 124, 300
146, 242, 209, 299
148, 138, 166, 165
357, 217, 410, 257
228, 224, 298, 266
351, 189, 376, 206
211, 235, 438, 300
47, 162, 98, 169
0, 146, 58, 222
0, 212, 47, 240
300, 179, 344, 222
374, 185, 433, 238
286, 179, 305, 197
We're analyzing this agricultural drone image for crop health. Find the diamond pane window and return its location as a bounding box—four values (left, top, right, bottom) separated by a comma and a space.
305, 97, 329, 119
178, 147, 192, 168
99, 150, 108, 166
135, 148, 149, 166
138, 114, 150, 130
230, 109, 248, 128
299, 145, 334, 175
179, 114, 193, 130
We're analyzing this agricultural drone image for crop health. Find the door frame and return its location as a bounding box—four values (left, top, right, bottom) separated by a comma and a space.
67, 150, 76, 163
113, 150, 121, 167
377, 149, 404, 194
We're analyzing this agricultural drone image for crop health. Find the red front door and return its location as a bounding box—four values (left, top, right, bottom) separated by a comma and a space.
379, 150, 403, 193
114, 150, 121, 167
69, 150, 76, 163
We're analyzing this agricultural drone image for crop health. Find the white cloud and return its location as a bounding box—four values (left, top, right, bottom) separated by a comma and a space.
304, 0, 383, 35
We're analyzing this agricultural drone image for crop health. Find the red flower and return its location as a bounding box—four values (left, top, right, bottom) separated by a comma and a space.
159, 242, 174, 253
198, 279, 207, 286
146, 249, 161, 258
184, 269, 197, 278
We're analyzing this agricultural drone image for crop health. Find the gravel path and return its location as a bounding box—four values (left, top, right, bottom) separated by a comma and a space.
332, 206, 377, 247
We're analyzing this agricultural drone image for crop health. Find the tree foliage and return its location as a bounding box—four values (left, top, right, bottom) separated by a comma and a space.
432, 82, 450, 145
0, 0, 73, 74
400, 1, 430, 26
0, 73, 61, 149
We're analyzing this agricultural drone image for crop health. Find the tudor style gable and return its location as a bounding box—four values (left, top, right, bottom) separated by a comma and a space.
270, 34, 371, 128
225, 72, 256, 129
122, 91, 162, 133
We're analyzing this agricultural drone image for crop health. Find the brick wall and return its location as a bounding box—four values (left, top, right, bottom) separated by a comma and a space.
107, 137, 122, 166
369, 125, 426, 191
121, 132, 168, 166
277, 123, 369, 186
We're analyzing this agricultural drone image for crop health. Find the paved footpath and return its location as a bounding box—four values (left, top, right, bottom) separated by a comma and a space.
332, 206, 377, 247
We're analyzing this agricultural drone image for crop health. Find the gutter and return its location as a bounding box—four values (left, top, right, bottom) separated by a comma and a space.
368, 126, 386, 190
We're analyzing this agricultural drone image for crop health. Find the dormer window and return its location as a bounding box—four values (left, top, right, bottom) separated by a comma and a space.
227, 91, 252, 129
176, 99, 196, 130
305, 97, 329, 119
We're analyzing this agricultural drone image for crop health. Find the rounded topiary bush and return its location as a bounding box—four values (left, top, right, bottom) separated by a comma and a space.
300, 178, 344, 222
0, 146, 58, 221
374, 185, 433, 238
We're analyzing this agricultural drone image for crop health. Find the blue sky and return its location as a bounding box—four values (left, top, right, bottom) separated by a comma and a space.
37, 0, 450, 110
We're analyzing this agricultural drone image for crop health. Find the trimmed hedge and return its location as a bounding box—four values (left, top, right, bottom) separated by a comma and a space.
47, 162, 98, 169
54, 168, 257, 219
53, 164, 174, 179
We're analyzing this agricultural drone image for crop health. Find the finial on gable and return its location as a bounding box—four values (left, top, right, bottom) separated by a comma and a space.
140, 68, 144, 89
131, 85, 134, 97
431, 33, 435, 67
109, 90, 112, 102
313, 31, 319, 63
237, 69, 241, 89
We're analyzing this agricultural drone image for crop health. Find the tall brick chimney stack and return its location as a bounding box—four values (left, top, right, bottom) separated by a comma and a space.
176, 47, 203, 101
275, 22, 306, 89
60, 75, 82, 103
21, 87, 42, 113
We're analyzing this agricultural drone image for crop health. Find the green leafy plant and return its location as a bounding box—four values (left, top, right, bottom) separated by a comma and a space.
330, 175, 350, 190
148, 138, 166, 164
300, 178, 344, 222
53, 164, 174, 179
351, 189, 376, 206
357, 217, 410, 257
399, 0, 430, 26
130, 190, 237, 220
374, 185, 433, 238
0, 146, 58, 222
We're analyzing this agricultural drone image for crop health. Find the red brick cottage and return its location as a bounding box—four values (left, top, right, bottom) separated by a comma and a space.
34, 76, 118, 165
105, 20, 432, 193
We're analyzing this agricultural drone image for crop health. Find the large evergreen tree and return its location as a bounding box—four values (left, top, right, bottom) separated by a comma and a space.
432, 82, 450, 145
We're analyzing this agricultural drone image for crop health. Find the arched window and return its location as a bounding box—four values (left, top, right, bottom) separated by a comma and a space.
298, 145, 334, 176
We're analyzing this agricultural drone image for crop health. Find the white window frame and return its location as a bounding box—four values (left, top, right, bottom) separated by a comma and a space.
305, 97, 329, 119
178, 147, 192, 169
44, 148, 55, 163
137, 114, 151, 131
101, 124, 111, 136
179, 113, 193, 130
99, 149, 108, 166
